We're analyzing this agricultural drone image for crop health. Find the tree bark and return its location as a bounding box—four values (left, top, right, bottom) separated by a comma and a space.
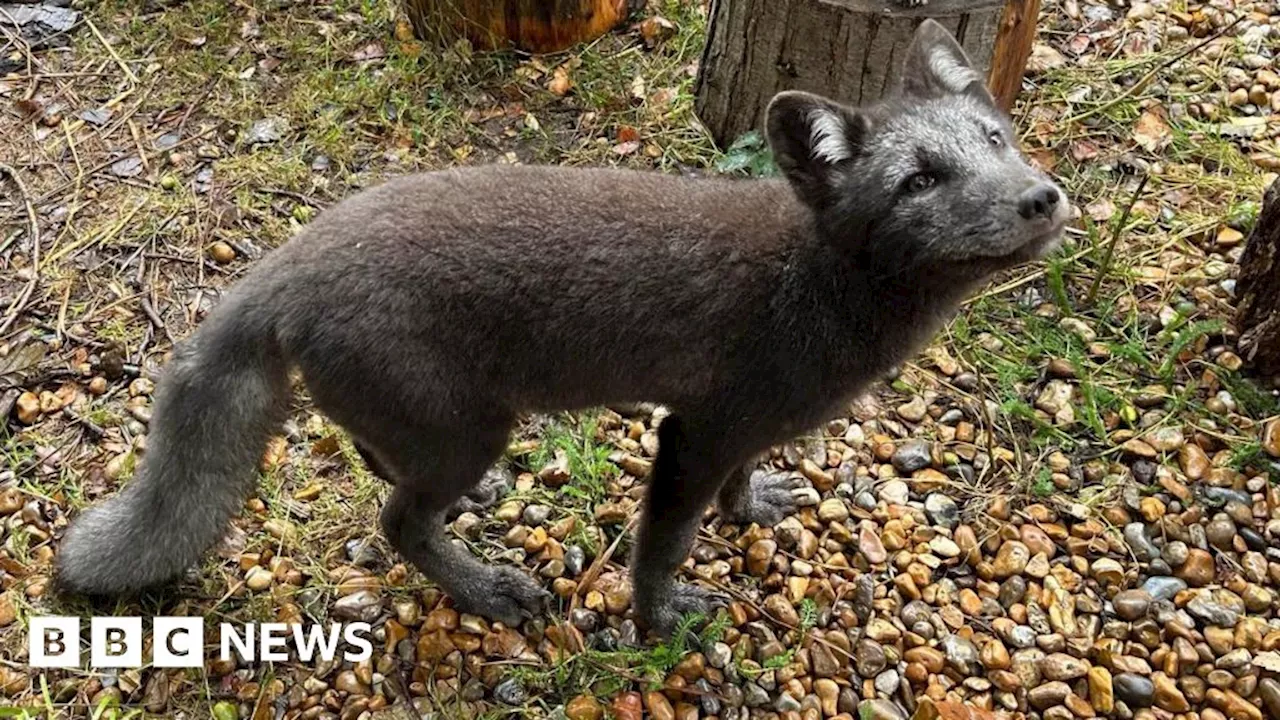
695, 0, 1038, 148
402, 0, 628, 54
1236, 179, 1280, 375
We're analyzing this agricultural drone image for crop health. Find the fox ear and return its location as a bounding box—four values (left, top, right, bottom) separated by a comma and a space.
765, 91, 870, 204
901, 19, 994, 105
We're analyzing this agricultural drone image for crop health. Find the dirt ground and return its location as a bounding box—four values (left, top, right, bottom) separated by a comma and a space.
1, 0, 1279, 718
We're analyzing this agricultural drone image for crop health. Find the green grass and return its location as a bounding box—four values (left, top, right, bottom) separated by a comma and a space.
504, 609, 726, 708
520, 414, 620, 506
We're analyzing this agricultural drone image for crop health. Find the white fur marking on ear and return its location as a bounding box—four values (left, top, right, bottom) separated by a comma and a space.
928, 50, 979, 93
807, 109, 850, 164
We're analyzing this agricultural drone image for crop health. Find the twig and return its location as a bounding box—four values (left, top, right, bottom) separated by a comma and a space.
33, 125, 215, 204
0, 164, 40, 336
1062, 16, 1245, 125
85, 17, 138, 84
1086, 174, 1150, 305
0, 6, 36, 101
62, 407, 106, 441
177, 77, 219, 134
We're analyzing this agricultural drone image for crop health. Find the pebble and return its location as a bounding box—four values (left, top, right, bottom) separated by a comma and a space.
566, 695, 604, 720
890, 440, 930, 473
817, 497, 848, 522
1177, 549, 1216, 586
924, 493, 959, 528
1113, 589, 1152, 620
493, 678, 525, 705
1114, 673, 1155, 708
859, 526, 888, 563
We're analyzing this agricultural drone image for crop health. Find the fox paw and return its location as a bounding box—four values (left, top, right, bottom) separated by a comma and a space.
721, 472, 798, 527
454, 566, 548, 627
638, 583, 728, 637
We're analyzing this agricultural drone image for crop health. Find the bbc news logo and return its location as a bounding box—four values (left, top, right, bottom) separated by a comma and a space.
30, 617, 373, 668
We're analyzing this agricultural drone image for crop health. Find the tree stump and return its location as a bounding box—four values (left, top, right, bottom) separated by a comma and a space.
1236, 179, 1280, 375
402, 0, 629, 54
694, 0, 1041, 147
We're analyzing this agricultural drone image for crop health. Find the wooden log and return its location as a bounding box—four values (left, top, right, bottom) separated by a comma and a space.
402, 0, 629, 54
694, 0, 1039, 147
1235, 179, 1280, 375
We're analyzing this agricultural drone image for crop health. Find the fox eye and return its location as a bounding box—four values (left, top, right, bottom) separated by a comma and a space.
988, 130, 1004, 147
904, 172, 936, 194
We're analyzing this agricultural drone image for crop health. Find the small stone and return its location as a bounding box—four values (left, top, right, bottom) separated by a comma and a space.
611, 692, 642, 720
1140, 576, 1186, 601
210, 241, 236, 264
14, 392, 39, 424
855, 638, 887, 677
1148, 426, 1185, 451
494, 678, 525, 705
332, 591, 382, 622
993, 541, 1030, 578
1060, 317, 1096, 342
245, 566, 273, 591
1113, 589, 1152, 620
594, 502, 630, 524
859, 526, 887, 564
1205, 515, 1237, 550
1028, 681, 1072, 709
814, 678, 839, 717
1176, 549, 1215, 586
566, 694, 604, 720
896, 396, 928, 422
1092, 558, 1124, 585
1114, 673, 1154, 708
1263, 419, 1280, 457
818, 498, 848, 523
1040, 653, 1089, 681
334, 670, 369, 695
523, 504, 551, 526
942, 634, 980, 675
1186, 588, 1242, 626
1089, 667, 1114, 714
891, 440, 931, 474
644, 691, 674, 720
1124, 523, 1158, 561
0, 594, 14, 628
746, 539, 776, 576
1260, 678, 1280, 720
564, 545, 586, 576
1180, 444, 1210, 479
924, 493, 959, 528
879, 479, 909, 506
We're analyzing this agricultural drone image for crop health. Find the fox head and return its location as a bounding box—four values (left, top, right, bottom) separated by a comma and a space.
766, 20, 1069, 279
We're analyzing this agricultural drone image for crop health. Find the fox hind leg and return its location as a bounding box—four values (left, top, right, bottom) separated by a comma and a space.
364, 419, 547, 626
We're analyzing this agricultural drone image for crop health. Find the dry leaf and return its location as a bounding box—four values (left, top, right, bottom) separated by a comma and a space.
612, 141, 640, 156
352, 42, 385, 62
1086, 199, 1116, 222
394, 18, 417, 42
1216, 227, 1244, 247
548, 66, 574, 97
1069, 140, 1100, 161
1026, 43, 1066, 73
1026, 147, 1057, 173
1133, 109, 1171, 152
639, 15, 676, 48
617, 125, 640, 144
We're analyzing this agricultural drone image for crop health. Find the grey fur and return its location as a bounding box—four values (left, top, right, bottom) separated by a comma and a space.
56, 21, 1067, 635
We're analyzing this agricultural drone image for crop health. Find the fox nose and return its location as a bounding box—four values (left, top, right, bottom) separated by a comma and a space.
1017, 184, 1061, 220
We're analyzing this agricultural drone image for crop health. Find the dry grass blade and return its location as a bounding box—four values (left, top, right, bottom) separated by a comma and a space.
1086, 173, 1150, 306
0, 163, 40, 337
